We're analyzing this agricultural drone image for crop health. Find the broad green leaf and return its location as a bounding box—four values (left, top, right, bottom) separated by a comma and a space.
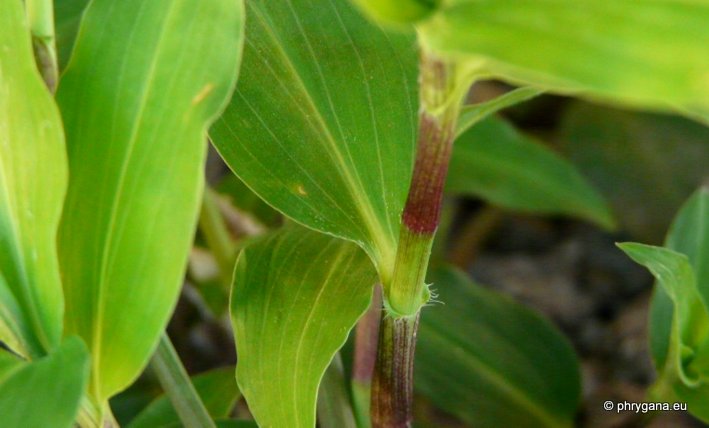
54, 0, 90, 70
618, 242, 709, 421
0, 0, 67, 357
210, 0, 419, 281
232, 227, 377, 428
417, 1, 709, 112
416, 267, 581, 428
560, 102, 709, 242
0, 336, 90, 428
455, 87, 543, 138
129, 366, 240, 428
650, 188, 709, 373
56, 0, 244, 402
447, 117, 614, 229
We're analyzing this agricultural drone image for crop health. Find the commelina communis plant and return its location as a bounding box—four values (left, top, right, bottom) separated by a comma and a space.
3, 0, 709, 427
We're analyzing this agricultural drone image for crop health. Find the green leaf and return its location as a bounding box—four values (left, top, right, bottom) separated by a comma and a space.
56, 0, 244, 403
560, 102, 709, 242
0, 0, 68, 357
54, 0, 89, 70
349, 0, 438, 25
210, 0, 419, 281
0, 336, 90, 428
447, 117, 614, 229
455, 87, 543, 138
416, 267, 581, 428
417, 0, 709, 112
618, 242, 709, 421
650, 188, 709, 373
231, 227, 377, 428
129, 366, 240, 428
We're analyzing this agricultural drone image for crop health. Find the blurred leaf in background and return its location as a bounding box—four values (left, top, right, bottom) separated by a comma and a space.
416, 267, 581, 428
216, 175, 281, 230
448, 116, 614, 229
560, 102, 709, 242
129, 366, 240, 428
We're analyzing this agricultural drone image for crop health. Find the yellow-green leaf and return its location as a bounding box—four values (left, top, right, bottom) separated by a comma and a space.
0, 0, 67, 357
56, 0, 244, 403
210, 0, 419, 283
231, 227, 377, 427
418, 0, 709, 112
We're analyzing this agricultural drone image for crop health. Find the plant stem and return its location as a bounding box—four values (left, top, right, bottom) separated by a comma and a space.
199, 186, 236, 288
25, 0, 59, 92
372, 49, 474, 427
370, 314, 420, 428
151, 334, 216, 428
352, 285, 383, 427
317, 353, 358, 428
386, 51, 470, 317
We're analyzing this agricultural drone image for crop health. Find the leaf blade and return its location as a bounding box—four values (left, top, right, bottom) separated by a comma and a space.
0, 337, 90, 428
618, 241, 709, 421
650, 188, 709, 372
56, 0, 244, 402
455, 87, 543, 138
447, 117, 614, 228
0, 0, 68, 357
416, 267, 581, 428
129, 366, 240, 428
419, 0, 709, 112
231, 227, 377, 427
210, 0, 419, 279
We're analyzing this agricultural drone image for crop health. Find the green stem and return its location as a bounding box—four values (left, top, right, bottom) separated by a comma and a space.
317, 353, 358, 428
151, 334, 216, 428
385, 50, 471, 317
372, 48, 474, 427
199, 186, 235, 288
25, 0, 58, 92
